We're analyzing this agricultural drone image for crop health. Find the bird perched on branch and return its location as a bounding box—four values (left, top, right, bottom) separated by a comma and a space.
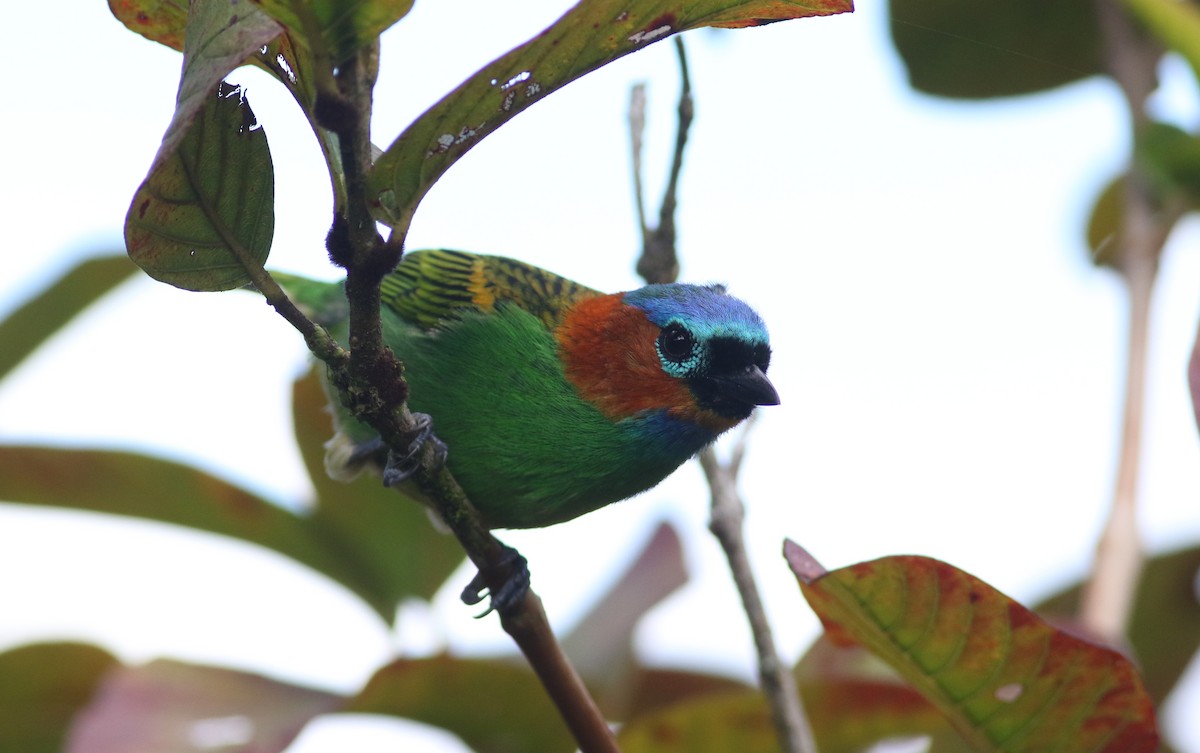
279, 249, 777, 610
284, 249, 779, 529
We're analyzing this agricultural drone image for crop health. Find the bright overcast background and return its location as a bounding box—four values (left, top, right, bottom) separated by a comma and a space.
2, 1, 1199, 751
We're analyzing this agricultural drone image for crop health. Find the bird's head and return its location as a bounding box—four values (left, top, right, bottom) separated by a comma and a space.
557, 283, 779, 435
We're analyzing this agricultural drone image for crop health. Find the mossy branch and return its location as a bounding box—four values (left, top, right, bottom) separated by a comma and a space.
283, 41, 618, 753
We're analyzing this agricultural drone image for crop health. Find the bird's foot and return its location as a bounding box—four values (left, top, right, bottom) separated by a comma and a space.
461, 544, 530, 618
382, 412, 448, 486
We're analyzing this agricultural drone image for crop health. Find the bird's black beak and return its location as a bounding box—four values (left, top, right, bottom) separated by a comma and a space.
713, 364, 780, 407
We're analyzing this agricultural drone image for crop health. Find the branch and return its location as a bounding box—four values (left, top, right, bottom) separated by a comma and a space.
306, 42, 618, 753
1079, 0, 1180, 644
628, 37, 815, 753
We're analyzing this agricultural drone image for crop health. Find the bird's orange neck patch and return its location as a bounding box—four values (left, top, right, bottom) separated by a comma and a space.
556, 294, 738, 433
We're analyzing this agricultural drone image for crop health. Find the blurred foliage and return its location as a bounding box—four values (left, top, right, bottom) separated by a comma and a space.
3, 0, 1199, 750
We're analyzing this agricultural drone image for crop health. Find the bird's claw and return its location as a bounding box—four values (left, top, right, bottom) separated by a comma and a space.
382, 412, 448, 486
461, 545, 530, 618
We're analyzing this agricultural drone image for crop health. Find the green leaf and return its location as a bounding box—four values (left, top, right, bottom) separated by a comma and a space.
0, 371, 462, 622
617, 691, 777, 753
0, 445, 380, 607
248, 0, 414, 63
1137, 121, 1200, 200
888, 0, 1105, 99
0, 642, 118, 753
69, 659, 339, 753
785, 541, 1160, 753
124, 0, 282, 292
125, 81, 275, 292
367, 0, 852, 226
1120, 0, 1200, 83
293, 369, 465, 611
0, 255, 136, 383
346, 655, 575, 753
1085, 174, 1123, 269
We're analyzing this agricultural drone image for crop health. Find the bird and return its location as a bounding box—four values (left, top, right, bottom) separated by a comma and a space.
282, 249, 780, 532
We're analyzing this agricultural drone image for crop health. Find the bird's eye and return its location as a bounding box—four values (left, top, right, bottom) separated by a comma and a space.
658, 323, 695, 364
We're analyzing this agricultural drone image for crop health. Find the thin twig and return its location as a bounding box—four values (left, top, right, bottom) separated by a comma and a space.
629, 82, 649, 236
628, 37, 814, 753
635, 37, 690, 285
700, 429, 816, 753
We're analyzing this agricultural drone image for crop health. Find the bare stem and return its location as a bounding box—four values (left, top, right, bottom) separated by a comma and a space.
628, 37, 813, 753
701, 434, 816, 753
1079, 0, 1179, 643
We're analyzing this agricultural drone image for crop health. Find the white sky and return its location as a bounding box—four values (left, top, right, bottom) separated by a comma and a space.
1, 1, 1198, 751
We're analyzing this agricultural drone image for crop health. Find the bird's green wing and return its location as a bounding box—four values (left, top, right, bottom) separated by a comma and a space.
381, 249, 602, 331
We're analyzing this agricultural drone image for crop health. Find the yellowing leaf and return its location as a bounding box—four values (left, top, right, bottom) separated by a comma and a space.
109, 0, 188, 50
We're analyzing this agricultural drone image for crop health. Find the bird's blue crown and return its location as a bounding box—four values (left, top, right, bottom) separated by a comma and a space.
624, 283, 769, 346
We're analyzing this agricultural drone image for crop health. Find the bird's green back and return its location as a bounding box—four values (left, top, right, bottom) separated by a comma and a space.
381, 249, 601, 331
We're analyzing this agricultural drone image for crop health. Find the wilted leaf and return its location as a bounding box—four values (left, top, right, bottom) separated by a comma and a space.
0, 256, 136, 382
249, 0, 413, 63
125, 82, 275, 292
889, 0, 1104, 99
67, 659, 339, 753
294, 370, 464, 610
346, 655, 574, 753
617, 691, 776, 753
367, 0, 852, 226
0, 643, 118, 753
785, 541, 1159, 753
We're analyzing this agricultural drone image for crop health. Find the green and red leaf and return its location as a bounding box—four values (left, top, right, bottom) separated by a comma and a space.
367, 0, 852, 226
786, 541, 1159, 753
347, 655, 575, 753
